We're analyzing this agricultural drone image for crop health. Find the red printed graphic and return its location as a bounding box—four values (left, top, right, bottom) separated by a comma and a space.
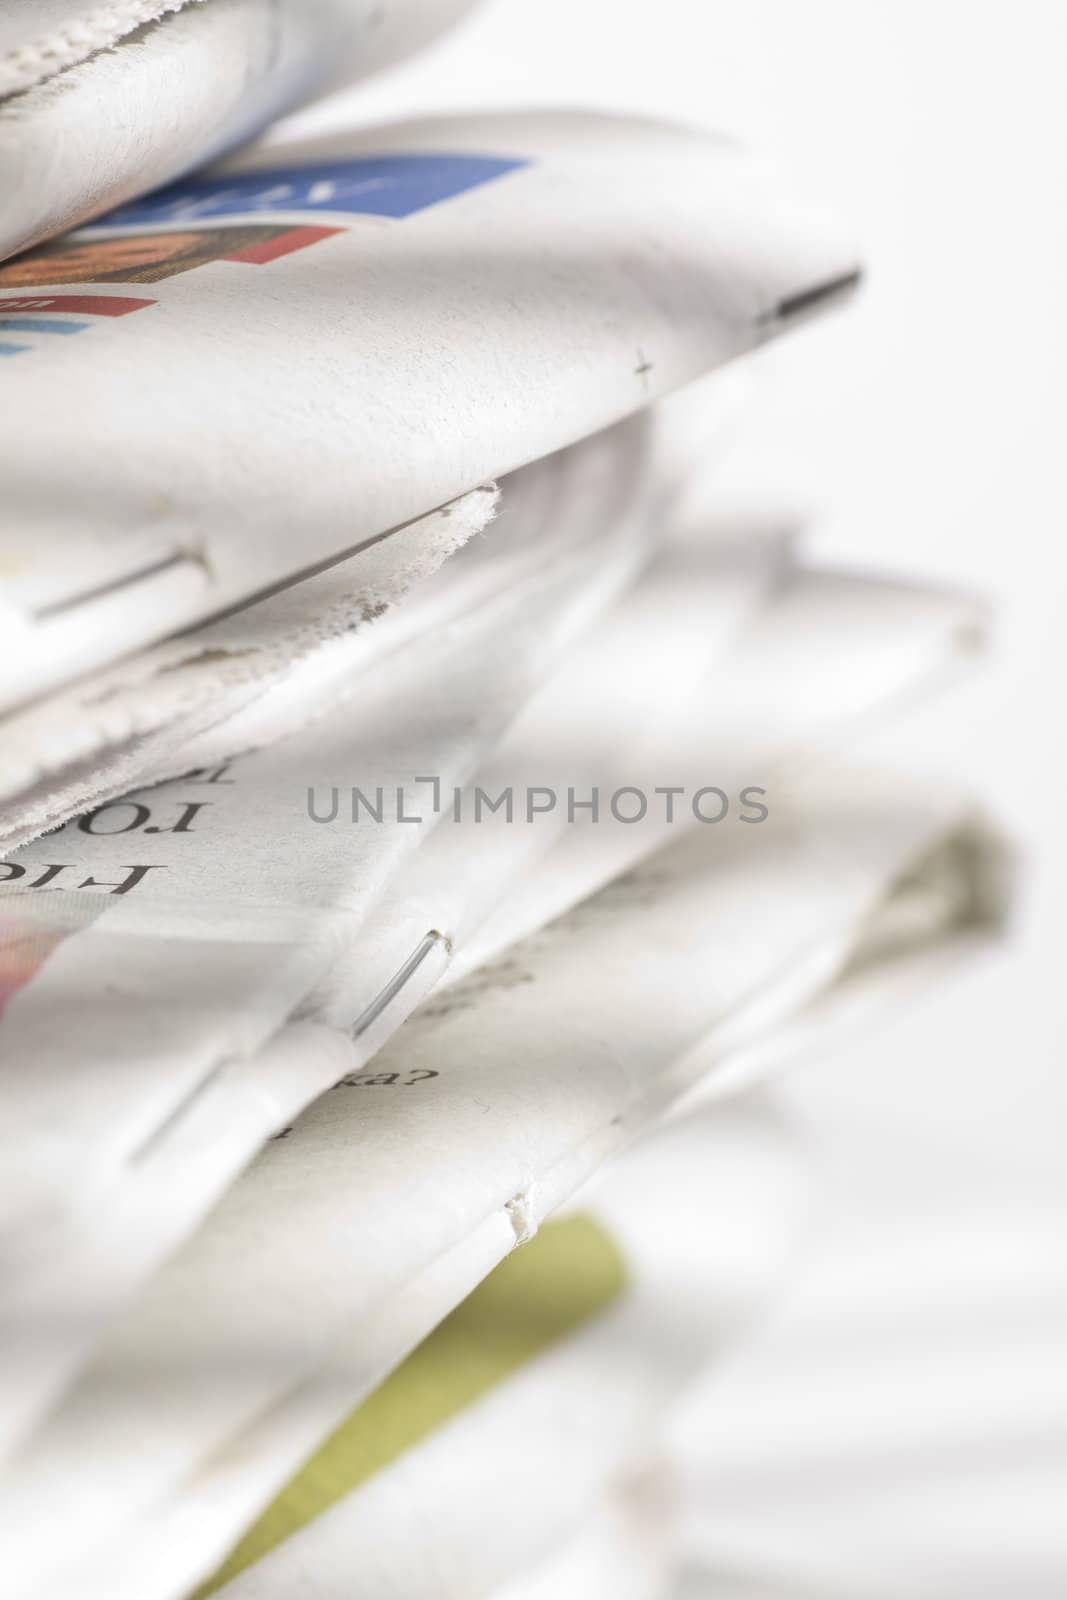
0, 914, 68, 1018
0, 891, 111, 1017
0, 221, 345, 358
0, 224, 344, 291
217, 225, 344, 266
0, 294, 156, 317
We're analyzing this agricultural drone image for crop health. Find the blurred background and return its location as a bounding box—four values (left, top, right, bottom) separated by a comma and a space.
282, 4, 1067, 1592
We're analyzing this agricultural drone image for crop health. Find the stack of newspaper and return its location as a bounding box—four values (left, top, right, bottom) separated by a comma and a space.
0, 6, 1008, 1598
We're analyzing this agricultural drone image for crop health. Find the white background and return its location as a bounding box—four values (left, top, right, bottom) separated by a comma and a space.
290, 5, 1066, 1589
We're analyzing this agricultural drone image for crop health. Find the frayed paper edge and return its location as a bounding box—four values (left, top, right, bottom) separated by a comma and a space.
0, 486, 498, 847
0, 0, 205, 98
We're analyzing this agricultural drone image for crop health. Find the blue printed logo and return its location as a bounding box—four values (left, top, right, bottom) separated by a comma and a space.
90, 153, 527, 231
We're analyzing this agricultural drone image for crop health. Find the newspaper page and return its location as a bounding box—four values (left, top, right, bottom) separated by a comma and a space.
0, 108, 858, 709
0, 413, 662, 849
0, 0, 477, 259
196, 1106, 800, 1600
0, 489, 493, 846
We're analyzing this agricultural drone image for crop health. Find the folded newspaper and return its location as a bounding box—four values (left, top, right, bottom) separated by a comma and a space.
0, 108, 858, 708
0, 414, 659, 848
